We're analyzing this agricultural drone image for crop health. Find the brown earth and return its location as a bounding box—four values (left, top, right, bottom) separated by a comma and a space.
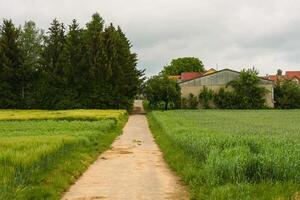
62, 100, 189, 200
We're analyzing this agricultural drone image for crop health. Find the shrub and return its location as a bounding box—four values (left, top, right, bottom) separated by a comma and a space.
187, 93, 198, 109
274, 80, 300, 109
181, 97, 188, 109
199, 86, 214, 109
213, 88, 238, 109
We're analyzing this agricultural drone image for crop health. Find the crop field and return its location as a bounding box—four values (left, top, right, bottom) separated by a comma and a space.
148, 110, 300, 200
0, 110, 127, 200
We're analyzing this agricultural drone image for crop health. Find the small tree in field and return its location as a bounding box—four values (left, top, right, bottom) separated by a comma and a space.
227, 68, 268, 109
145, 75, 181, 110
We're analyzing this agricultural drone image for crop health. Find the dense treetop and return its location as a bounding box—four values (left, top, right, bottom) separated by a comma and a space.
161, 57, 205, 75
0, 13, 143, 110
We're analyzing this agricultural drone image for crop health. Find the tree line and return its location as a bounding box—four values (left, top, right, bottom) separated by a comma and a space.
0, 13, 143, 110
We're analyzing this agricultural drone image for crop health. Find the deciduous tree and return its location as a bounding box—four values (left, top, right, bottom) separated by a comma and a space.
161, 57, 204, 75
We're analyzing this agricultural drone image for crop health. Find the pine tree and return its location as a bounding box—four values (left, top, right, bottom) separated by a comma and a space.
0, 14, 142, 110
0, 19, 23, 108
64, 19, 87, 107
103, 24, 121, 107
19, 21, 43, 107
84, 13, 108, 108
115, 26, 141, 109
38, 19, 67, 109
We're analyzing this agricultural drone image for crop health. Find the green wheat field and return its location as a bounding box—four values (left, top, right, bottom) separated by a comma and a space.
148, 110, 300, 200
0, 110, 127, 200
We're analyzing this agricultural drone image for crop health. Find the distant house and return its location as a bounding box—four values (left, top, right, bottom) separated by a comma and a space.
286, 71, 300, 84
179, 69, 274, 108
265, 71, 300, 85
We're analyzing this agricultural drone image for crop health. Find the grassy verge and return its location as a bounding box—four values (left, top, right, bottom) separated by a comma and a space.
0, 110, 127, 200
147, 110, 300, 200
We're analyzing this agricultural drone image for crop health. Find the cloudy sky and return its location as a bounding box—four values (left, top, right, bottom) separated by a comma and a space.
1, 0, 300, 76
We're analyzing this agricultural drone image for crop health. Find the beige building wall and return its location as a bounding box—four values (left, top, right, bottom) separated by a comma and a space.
179, 69, 275, 108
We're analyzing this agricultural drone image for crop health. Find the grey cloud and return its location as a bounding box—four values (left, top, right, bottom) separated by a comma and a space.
0, 0, 300, 76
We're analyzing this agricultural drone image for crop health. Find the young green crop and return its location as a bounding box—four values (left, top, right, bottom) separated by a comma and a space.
148, 110, 300, 200
0, 110, 127, 200
0, 109, 127, 121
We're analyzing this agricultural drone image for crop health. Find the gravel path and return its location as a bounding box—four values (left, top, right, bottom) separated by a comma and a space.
62, 100, 189, 200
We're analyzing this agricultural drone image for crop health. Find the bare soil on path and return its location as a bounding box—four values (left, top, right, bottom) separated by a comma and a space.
62, 100, 189, 200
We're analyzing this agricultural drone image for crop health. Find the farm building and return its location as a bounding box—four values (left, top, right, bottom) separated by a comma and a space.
179, 69, 274, 107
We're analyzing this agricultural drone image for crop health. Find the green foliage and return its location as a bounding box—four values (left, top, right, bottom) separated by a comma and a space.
186, 93, 198, 109
180, 97, 188, 109
227, 68, 268, 109
213, 88, 238, 109
0, 110, 127, 199
19, 21, 43, 107
161, 57, 205, 75
0, 14, 142, 110
0, 19, 23, 108
148, 110, 300, 199
274, 80, 300, 109
198, 86, 214, 108
145, 75, 181, 110
37, 19, 67, 109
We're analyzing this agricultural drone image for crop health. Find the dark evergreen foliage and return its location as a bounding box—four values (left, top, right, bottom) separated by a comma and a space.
0, 14, 142, 110
0, 19, 23, 108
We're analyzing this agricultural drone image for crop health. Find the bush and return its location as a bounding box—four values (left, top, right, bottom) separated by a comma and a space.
181, 97, 188, 109
188, 93, 199, 109
213, 88, 238, 109
274, 80, 300, 109
199, 86, 214, 108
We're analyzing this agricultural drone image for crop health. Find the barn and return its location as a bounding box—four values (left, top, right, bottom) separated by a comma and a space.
179, 69, 274, 108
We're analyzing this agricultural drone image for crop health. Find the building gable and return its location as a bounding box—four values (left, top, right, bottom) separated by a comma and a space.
179, 69, 272, 87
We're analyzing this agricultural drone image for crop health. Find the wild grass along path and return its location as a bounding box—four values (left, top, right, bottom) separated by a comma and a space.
62, 100, 189, 200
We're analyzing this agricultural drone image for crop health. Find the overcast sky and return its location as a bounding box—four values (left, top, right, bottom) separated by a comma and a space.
1, 0, 300, 76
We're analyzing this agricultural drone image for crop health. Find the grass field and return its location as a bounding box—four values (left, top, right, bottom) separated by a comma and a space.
148, 110, 300, 200
0, 110, 127, 200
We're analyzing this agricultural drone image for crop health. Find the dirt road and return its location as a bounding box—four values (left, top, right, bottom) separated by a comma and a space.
62, 100, 189, 200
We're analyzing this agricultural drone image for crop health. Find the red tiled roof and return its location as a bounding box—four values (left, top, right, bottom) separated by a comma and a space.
286, 71, 300, 80
180, 72, 203, 81
265, 75, 288, 82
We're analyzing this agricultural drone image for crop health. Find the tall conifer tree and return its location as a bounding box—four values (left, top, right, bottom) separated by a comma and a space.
0, 14, 142, 110
38, 19, 67, 108
0, 19, 23, 108
64, 19, 88, 107
19, 21, 43, 107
